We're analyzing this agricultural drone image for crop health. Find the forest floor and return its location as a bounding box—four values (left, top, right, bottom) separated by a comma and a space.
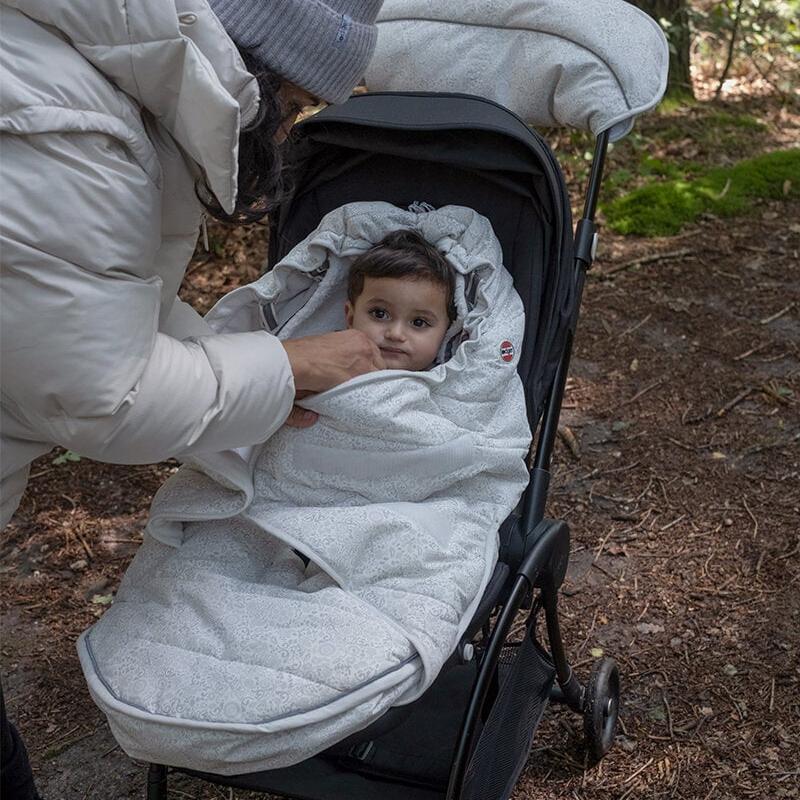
1, 95, 798, 799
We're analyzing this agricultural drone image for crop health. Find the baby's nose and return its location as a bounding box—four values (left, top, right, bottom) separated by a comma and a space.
385, 322, 406, 340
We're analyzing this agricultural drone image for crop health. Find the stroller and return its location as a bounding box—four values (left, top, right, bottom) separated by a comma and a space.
143, 2, 668, 798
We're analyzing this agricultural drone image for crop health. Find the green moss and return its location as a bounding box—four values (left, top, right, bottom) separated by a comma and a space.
605, 149, 800, 236
703, 111, 766, 131
606, 167, 634, 196
639, 156, 697, 180
657, 93, 696, 113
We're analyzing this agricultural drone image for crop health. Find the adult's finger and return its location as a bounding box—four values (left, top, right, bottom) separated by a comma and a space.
283, 330, 386, 394
283, 405, 318, 428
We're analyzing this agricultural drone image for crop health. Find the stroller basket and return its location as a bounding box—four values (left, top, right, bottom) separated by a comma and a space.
462, 627, 556, 800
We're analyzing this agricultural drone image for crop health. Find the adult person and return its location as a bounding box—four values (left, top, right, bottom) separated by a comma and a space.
0, 0, 385, 795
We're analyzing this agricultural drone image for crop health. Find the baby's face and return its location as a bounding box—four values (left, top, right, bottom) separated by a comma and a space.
345, 276, 451, 371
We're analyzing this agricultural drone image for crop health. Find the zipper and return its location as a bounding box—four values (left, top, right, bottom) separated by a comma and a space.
200, 214, 209, 252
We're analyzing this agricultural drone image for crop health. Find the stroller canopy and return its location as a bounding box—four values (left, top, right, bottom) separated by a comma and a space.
364, 0, 669, 141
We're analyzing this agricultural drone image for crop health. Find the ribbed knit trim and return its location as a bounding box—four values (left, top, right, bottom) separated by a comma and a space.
210, 0, 382, 104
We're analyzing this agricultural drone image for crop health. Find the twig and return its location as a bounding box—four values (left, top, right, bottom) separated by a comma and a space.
717, 387, 754, 417
665, 435, 699, 452
602, 249, 693, 278
663, 689, 674, 740
743, 497, 759, 539
623, 757, 655, 785
557, 425, 581, 459
733, 343, 769, 361
577, 608, 600, 658
769, 677, 776, 713
27, 468, 55, 481
760, 302, 795, 325
75, 529, 94, 560
591, 561, 618, 580
623, 380, 664, 406
702, 782, 720, 800
594, 529, 615, 564
776, 538, 800, 561
41, 727, 95, 760
619, 313, 652, 338
761, 382, 794, 406
660, 513, 687, 532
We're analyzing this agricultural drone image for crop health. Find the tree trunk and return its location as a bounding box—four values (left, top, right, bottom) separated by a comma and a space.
630, 0, 694, 99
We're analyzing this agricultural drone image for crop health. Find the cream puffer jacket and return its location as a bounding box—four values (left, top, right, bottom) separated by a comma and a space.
0, 0, 295, 527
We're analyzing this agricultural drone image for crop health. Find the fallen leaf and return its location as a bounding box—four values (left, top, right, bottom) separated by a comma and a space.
91, 593, 114, 606
636, 622, 665, 635
590, 647, 604, 658
711, 451, 727, 460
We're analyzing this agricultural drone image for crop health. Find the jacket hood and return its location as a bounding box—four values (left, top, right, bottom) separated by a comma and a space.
4, 0, 259, 212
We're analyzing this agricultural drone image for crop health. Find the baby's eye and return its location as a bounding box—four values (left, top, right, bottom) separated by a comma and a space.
369, 308, 389, 320
411, 318, 431, 328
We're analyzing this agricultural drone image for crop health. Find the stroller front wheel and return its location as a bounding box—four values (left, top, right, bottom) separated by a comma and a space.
583, 656, 620, 762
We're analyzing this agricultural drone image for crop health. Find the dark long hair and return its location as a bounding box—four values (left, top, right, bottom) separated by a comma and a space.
198, 48, 293, 224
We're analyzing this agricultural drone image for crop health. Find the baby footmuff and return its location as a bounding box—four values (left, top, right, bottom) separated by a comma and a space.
79, 1, 668, 798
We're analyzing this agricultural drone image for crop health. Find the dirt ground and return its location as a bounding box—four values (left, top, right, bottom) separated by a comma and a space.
1, 186, 798, 796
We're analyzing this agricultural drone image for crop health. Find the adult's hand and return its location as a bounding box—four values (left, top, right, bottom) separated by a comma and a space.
282, 390, 316, 429
282, 330, 385, 395
284, 404, 318, 428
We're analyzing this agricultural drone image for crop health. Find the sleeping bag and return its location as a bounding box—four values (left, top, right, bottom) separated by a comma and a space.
78, 202, 531, 774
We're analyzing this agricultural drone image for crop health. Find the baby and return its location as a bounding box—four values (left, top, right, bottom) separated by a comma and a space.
345, 229, 456, 371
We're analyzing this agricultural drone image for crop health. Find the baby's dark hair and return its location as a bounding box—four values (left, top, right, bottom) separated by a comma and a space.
347, 229, 456, 321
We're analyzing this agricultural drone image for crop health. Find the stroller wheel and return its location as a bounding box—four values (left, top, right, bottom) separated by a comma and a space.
583, 657, 620, 762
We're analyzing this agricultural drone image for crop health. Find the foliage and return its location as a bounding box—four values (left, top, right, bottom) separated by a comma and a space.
550, 102, 775, 201
629, 0, 694, 98
603, 148, 799, 236
52, 450, 81, 466
630, 1, 799, 101
691, 0, 800, 99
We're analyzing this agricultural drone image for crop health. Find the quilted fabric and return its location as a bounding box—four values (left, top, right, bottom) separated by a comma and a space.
365, 0, 669, 141
78, 202, 531, 774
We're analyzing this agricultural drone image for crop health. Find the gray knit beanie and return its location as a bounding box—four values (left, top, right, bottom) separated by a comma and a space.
209, 0, 384, 104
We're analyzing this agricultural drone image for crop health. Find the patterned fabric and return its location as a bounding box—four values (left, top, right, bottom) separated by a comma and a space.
366, 0, 669, 141
78, 202, 531, 774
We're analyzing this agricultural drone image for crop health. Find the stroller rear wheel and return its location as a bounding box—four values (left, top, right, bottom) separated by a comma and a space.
583, 657, 619, 762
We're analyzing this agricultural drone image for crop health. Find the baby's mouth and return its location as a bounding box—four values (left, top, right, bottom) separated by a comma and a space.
380, 346, 408, 356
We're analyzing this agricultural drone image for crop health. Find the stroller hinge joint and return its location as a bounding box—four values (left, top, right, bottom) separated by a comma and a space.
575, 218, 598, 269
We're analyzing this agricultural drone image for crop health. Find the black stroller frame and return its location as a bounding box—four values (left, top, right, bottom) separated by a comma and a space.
146, 92, 618, 800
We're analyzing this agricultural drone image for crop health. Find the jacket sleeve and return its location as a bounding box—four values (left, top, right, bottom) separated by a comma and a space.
0, 130, 294, 463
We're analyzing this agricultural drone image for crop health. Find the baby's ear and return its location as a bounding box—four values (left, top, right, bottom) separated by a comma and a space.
344, 301, 354, 329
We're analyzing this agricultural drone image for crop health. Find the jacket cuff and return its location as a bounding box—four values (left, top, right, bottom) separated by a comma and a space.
197, 329, 295, 446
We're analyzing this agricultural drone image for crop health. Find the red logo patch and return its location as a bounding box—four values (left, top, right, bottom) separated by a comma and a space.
500, 340, 515, 362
